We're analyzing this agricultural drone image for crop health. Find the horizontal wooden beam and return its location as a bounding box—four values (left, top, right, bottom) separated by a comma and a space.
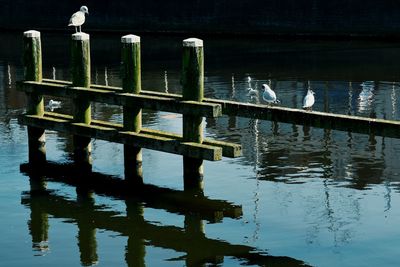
138, 88, 400, 138
33, 79, 400, 138
17, 80, 222, 118
205, 98, 400, 138
19, 114, 223, 161
44, 112, 241, 158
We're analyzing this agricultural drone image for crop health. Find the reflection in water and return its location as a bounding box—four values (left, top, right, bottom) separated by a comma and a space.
249, 118, 261, 243
231, 73, 236, 100
7, 64, 12, 85
358, 81, 375, 113
76, 192, 99, 266
21, 164, 309, 267
347, 81, 353, 115
391, 82, 397, 119
104, 67, 109, 87
246, 75, 258, 101
27, 174, 49, 256
125, 200, 146, 267
164, 70, 169, 93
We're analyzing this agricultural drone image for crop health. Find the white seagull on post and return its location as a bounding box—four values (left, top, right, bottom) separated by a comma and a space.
302, 89, 315, 110
68, 6, 89, 33
262, 83, 280, 104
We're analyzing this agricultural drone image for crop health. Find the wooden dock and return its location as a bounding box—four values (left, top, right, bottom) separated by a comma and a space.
18, 30, 400, 192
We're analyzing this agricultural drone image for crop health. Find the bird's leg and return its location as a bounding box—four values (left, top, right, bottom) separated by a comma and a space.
79, 25, 82, 32
75, 26, 78, 33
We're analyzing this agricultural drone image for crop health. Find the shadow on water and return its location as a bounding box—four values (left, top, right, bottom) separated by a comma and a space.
21, 163, 309, 267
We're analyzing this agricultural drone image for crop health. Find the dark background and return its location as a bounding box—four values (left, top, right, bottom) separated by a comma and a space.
1, 0, 400, 38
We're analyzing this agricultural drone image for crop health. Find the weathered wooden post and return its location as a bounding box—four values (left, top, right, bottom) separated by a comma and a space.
182, 38, 204, 190
121, 34, 143, 184
23, 30, 46, 165
71, 32, 92, 171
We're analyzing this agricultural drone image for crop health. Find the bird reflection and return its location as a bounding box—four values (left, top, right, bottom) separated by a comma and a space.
104, 67, 109, 86
7, 64, 12, 85
390, 82, 397, 119
347, 81, 353, 115
52, 66, 56, 80
164, 70, 169, 93
358, 81, 375, 112
246, 75, 259, 102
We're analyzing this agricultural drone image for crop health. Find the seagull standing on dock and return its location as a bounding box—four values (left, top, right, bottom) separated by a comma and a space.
262, 83, 279, 104
302, 89, 315, 110
68, 6, 89, 33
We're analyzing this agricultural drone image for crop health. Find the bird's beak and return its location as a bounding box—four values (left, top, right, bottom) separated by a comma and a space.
86, 11, 89, 15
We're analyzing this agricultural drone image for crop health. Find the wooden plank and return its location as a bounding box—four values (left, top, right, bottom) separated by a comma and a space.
136, 89, 400, 138
17, 81, 222, 118
44, 111, 241, 158
18, 114, 223, 161
141, 89, 400, 138
35, 79, 400, 138
205, 98, 400, 138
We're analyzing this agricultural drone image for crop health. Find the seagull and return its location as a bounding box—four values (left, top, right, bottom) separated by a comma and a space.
47, 99, 61, 111
262, 83, 279, 104
68, 6, 89, 33
302, 89, 315, 110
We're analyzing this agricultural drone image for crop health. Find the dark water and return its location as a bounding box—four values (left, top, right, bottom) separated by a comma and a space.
1, 31, 400, 266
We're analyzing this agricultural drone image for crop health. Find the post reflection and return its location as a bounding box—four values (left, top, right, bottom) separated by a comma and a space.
27, 173, 49, 256
125, 200, 146, 267
21, 162, 308, 267
76, 191, 98, 266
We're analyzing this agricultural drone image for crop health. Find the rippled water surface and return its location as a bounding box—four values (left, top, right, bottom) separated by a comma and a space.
1, 31, 400, 266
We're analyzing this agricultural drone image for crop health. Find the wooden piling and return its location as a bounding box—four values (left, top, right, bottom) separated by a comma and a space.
71, 32, 92, 171
182, 38, 204, 190
121, 34, 143, 184
23, 30, 46, 164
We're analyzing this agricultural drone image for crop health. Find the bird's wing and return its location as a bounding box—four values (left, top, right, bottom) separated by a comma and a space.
263, 90, 276, 102
267, 90, 276, 100
303, 94, 315, 107
68, 11, 85, 26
